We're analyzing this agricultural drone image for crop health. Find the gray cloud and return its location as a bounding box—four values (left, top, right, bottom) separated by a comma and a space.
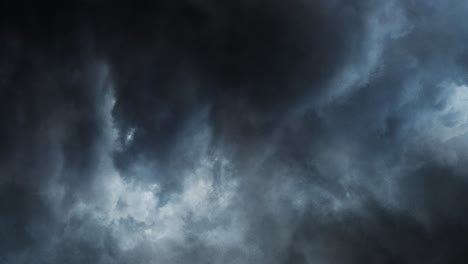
2, 0, 468, 263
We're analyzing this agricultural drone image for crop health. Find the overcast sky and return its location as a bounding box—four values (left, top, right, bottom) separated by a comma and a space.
2, 0, 468, 263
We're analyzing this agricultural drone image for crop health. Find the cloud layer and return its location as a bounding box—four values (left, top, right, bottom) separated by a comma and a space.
2, 0, 468, 263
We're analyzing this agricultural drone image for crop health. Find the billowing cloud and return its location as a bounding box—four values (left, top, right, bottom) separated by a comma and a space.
2, 0, 468, 263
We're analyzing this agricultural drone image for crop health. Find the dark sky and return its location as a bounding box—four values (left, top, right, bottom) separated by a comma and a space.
2, 0, 468, 263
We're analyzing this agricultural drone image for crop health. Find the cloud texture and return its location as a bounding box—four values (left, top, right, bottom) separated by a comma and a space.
2, 0, 468, 263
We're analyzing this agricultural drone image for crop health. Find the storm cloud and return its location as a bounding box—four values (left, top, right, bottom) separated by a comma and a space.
2, 0, 468, 263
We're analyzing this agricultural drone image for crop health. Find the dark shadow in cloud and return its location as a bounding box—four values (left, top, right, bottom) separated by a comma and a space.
107, 0, 374, 187
284, 198, 468, 264
0, 183, 54, 256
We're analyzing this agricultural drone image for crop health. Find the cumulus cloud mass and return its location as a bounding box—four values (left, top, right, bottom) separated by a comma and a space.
2, 0, 468, 263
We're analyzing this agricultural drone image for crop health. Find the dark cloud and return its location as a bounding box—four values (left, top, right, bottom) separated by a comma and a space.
2, 0, 468, 263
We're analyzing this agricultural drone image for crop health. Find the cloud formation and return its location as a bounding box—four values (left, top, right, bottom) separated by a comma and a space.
2, 0, 468, 263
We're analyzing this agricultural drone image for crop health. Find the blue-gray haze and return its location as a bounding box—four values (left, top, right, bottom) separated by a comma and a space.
1, 0, 468, 263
